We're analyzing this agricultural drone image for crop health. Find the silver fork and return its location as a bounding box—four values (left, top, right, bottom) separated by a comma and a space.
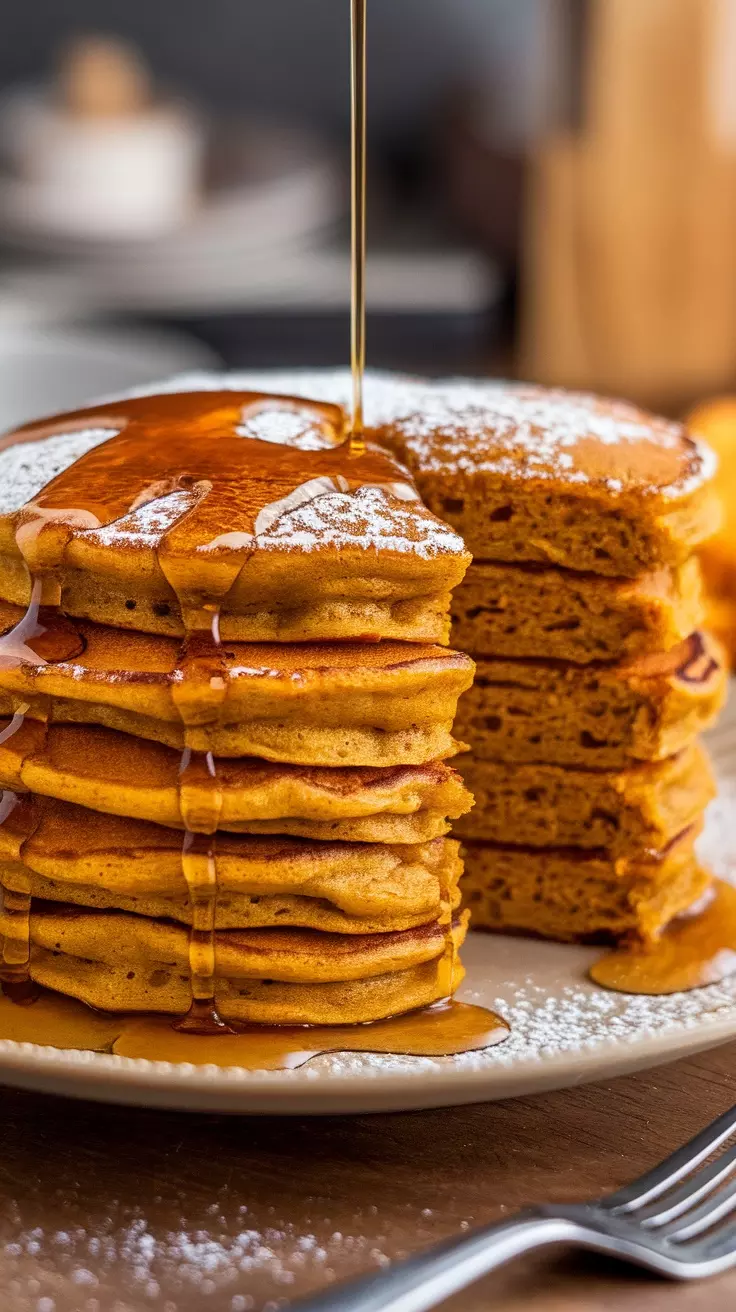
295, 1102, 736, 1312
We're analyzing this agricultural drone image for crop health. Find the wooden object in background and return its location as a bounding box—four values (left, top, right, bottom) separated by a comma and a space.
521, 0, 736, 409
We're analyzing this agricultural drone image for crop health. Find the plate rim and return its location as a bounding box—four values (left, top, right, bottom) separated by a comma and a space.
1, 979, 735, 1115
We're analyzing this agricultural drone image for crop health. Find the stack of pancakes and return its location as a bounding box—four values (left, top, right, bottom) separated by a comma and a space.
188, 370, 726, 946
431, 388, 725, 943
0, 390, 476, 1023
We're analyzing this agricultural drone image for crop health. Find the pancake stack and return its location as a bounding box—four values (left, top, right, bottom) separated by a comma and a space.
387, 382, 725, 944
194, 370, 726, 946
0, 390, 475, 1024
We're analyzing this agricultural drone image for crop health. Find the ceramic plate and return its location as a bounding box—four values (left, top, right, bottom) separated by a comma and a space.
0, 699, 733, 1115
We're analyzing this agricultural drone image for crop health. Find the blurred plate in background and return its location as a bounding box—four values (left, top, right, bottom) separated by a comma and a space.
0, 324, 218, 429
0, 119, 342, 261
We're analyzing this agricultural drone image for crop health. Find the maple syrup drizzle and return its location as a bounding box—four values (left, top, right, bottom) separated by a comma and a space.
162, 597, 233, 1033
590, 880, 736, 995
349, 0, 367, 454
174, 744, 232, 1035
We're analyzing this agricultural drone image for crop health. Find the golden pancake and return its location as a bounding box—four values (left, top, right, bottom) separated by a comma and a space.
451, 559, 703, 663
0, 794, 461, 933
462, 828, 708, 944
455, 744, 715, 855
164, 371, 719, 575
0, 390, 469, 642
0, 719, 471, 842
4, 867, 461, 936
384, 387, 720, 575
5, 904, 467, 1024
0, 604, 473, 763
454, 632, 726, 768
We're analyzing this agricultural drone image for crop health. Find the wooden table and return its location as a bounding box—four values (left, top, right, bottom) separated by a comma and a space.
1, 1043, 736, 1312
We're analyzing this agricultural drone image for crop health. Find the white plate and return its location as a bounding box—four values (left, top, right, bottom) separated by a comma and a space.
0, 702, 733, 1115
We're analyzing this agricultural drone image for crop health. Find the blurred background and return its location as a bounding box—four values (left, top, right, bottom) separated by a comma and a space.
1, 0, 736, 415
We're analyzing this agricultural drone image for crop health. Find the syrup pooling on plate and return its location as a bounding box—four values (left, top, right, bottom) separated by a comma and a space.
0, 988, 509, 1068
591, 880, 736, 994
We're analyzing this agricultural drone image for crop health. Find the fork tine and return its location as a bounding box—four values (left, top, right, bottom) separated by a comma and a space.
656, 1171, 736, 1241
603, 1103, 736, 1213
633, 1141, 736, 1229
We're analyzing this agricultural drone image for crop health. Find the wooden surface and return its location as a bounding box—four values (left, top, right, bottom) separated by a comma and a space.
1, 1045, 736, 1310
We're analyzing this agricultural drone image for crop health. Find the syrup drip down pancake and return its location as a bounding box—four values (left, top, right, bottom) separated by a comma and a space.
0, 793, 462, 935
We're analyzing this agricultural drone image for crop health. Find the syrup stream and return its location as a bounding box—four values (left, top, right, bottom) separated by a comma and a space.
349, 0, 367, 454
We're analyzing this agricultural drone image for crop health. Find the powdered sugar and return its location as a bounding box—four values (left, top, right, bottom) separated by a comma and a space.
236, 403, 339, 451
121, 369, 715, 497
251, 484, 460, 559
0, 372, 714, 528
0, 1199, 398, 1310
0, 428, 114, 515
86, 488, 201, 550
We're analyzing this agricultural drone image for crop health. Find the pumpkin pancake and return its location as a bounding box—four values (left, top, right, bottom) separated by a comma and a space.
133, 370, 719, 575
0, 720, 471, 842
461, 827, 709, 944
451, 558, 703, 663
0, 390, 470, 643
455, 743, 715, 855
0, 604, 473, 763
4, 904, 467, 1024
0, 794, 461, 933
454, 632, 726, 768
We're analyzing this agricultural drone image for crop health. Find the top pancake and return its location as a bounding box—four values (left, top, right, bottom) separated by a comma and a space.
0, 390, 470, 642
149, 370, 718, 577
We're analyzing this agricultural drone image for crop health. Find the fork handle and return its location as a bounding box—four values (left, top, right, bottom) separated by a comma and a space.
295, 1210, 586, 1312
